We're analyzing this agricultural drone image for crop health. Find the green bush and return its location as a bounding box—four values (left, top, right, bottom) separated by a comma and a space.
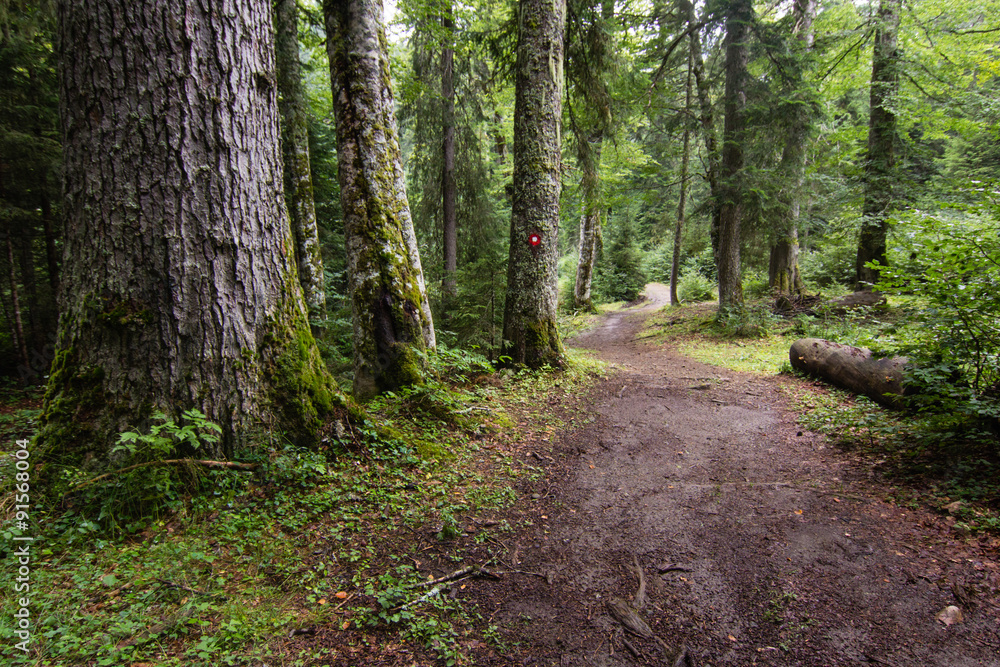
677, 271, 716, 302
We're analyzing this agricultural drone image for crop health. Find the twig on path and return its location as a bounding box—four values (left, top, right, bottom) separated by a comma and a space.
410, 564, 499, 588
155, 578, 228, 601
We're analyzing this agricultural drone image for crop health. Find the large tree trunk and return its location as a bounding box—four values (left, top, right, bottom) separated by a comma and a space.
717, 0, 752, 311
501, 0, 566, 368
325, 0, 436, 399
769, 0, 816, 296
856, 0, 900, 291
275, 0, 327, 320
39, 0, 343, 466
441, 3, 458, 308
790, 338, 907, 406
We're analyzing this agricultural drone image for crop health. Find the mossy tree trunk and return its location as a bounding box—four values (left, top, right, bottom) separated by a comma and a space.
769, 0, 815, 297
573, 130, 602, 312
717, 0, 752, 312
275, 0, 327, 320
39, 0, 345, 466
501, 0, 566, 368
325, 0, 436, 399
856, 0, 900, 292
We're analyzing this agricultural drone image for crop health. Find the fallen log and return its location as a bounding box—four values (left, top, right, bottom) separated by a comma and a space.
789, 338, 908, 407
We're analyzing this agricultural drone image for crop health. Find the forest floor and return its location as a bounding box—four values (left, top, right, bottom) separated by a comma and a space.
377, 283, 1000, 666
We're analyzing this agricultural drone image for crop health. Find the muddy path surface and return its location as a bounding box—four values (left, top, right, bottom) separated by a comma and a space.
469, 284, 1000, 666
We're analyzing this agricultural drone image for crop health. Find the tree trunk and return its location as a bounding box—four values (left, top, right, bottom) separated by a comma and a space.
769, 0, 816, 296
856, 0, 900, 291
441, 3, 458, 307
790, 338, 907, 407
275, 0, 327, 320
681, 0, 721, 262
717, 0, 752, 312
501, 0, 566, 368
39, 0, 343, 466
325, 0, 436, 399
671, 42, 694, 307
40, 185, 59, 291
573, 131, 602, 312
5, 234, 29, 371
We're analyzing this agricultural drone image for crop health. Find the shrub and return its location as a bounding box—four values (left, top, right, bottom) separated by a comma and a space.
677, 271, 716, 302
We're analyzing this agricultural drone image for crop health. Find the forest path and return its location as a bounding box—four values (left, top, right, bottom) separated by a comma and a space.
470, 284, 999, 666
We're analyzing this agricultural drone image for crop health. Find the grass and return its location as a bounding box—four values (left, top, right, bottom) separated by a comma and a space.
0, 350, 608, 667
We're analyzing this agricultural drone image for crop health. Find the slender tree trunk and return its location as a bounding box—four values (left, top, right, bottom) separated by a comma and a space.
671, 44, 694, 307
717, 0, 752, 311
39, 0, 343, 465
573, 130, 602, 312
856, 0, 901, 291
501, 0, 566, 368
5, 234, 29, 371
441, 3, 458, 307
40, 183, 59, 291
275, 0, 327, 320
681, 0, 721, 260
325, 0, 436, 399
769, 0, 816, 296
18, 230, 41, 343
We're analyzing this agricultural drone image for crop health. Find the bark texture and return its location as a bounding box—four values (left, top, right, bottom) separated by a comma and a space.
325, 0, 436, 399
717, 0, 752, 311
501, 0, 566, 367
671, 41, 694, 307
856, 0, 900, 291
573, 131, 602, 312
769, 0, 816, 296
275, 0, 327, 319
790, 338, 907, 407
41, 0, 344, 465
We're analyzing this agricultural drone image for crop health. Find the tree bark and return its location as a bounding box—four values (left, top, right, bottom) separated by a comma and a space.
501, 0, 566, 368
325, 0, 436, 399
790, 338, 907, 407
717, 0, 752, 311
671, 41, 694, 307
441, 3, 458, 307
769, 0, 816, 296
39, 0, 344, 466
573, 130, 602, 312
856, 0, 901, 291
275, 0, 327, 320
680, 0, 721, 263
5, 234, 29, 371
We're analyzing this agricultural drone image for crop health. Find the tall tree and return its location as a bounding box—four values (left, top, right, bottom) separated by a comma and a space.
568, 0, 614, 312
856, 0, 900, 291
501, 0, 566, 367
441, 1, 458, 307
670, 41, 695, 306
768, 0, 817, 295
275, 0, 327, 319
325, 0, 436, 399
716, 0, 752, 311
38, 0, 343, 465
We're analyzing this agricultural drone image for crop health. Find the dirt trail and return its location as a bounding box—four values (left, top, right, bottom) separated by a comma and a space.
472, 284, 1000, 666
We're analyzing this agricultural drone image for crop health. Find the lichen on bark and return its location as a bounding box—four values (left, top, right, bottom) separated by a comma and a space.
325, 0, 435, 399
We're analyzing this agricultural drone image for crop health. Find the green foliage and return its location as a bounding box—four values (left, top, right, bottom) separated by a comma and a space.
677, 271, 716, 303
875, 206, 1000, 428
593, 216, 646, 302
113, 410, 222, 459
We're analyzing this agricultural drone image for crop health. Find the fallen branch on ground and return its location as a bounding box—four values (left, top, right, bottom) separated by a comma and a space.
70, 459, 257, 491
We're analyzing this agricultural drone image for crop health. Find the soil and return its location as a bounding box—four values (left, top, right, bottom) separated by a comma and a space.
461, 284, 1000, 666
